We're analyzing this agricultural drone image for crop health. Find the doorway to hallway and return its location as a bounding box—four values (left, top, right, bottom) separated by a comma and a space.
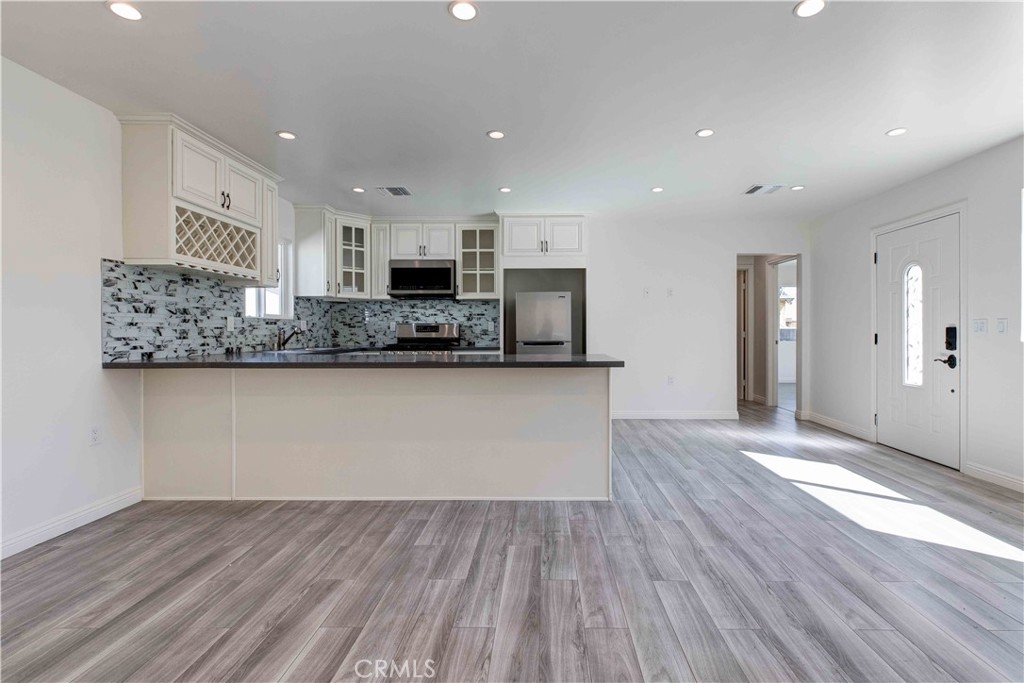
776, 258, 798, 412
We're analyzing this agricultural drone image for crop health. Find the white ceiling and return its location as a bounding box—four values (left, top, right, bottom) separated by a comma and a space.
2, 1, 1021, 221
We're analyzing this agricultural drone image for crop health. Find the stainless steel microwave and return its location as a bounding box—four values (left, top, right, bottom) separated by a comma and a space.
387, 259, 456, 298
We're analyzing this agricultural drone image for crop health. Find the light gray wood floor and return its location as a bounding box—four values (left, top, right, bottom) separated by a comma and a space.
3, 403, 1022, 682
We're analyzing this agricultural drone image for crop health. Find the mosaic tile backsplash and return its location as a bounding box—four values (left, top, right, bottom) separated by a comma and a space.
333, 299, 500, 348
101, 260, 500, 361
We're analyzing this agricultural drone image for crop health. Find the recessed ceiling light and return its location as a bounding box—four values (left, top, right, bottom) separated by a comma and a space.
793, 0, 825, 18
275, 130, 297, 140
486, 130, 505, 140
651, 187, 664, 193
449, 1, 477, 21
107, 1, 142, 20
695, 128, 715, 138
791, 185, 805, 191
499, 187, 512, 193
352, 187, 365, 193
885, 127, 908, 137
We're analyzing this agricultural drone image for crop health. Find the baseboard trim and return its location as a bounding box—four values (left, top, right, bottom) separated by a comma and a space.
962, 464, 1024, 492
794, 409, 813, 421
613, 410, 739, 420
805, 412, 876, 442
143, 496, 233, 501
230, 496, 611, 501
751, 394, 767, 405
2, 486, 143, 559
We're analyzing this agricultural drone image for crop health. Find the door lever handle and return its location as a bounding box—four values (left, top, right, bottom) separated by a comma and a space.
934, 354, 957, 369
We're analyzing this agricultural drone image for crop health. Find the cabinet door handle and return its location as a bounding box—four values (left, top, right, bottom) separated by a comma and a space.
226, 192, 231, 210
220, 191, 226, 208
337, 282, 340, 294
276, 268, 280, 282
327, 280, 331, 293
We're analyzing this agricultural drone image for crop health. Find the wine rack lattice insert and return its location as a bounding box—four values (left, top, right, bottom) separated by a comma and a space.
174, 207, 258, 273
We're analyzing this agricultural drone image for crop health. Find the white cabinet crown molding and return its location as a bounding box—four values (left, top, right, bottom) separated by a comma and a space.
118, 113, 283, 182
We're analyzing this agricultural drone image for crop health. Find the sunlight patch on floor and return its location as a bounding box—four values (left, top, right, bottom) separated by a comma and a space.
742, 450, 909, 499
741, 450, 1024, 563
795, 483, 1024, 563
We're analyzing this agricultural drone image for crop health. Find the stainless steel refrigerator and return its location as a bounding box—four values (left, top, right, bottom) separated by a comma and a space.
515, 292, 572, 355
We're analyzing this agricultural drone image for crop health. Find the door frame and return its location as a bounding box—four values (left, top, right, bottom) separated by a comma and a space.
766, 255, 801, 412
870, 201, 968, 471
736, 265, 755, 401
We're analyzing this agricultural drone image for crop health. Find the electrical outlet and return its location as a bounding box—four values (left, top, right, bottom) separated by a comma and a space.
996, 318, 1009, 335
643, 287, 651, 298
390, 321, 397, 332
972, 319, 988, 334
299, 319, 309, 331
667, 375, 675, 386
226, 316, 236, 332
666, 288, 674, 298
487, 320, 495, 333
89, 426, 101, 447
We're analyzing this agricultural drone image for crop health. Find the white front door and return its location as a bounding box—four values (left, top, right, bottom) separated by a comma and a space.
876, 212, 960, 468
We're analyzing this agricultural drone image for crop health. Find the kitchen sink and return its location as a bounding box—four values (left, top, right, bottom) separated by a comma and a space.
268, 347, 355, 355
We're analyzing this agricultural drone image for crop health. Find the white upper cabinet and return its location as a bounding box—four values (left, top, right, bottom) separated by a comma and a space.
544, 217, 584, 254
389, 222, 454, 259
390, 223, 423, 259
258, 181, 279, 287
370, 223, 391, 299
457, 224, 499, 299
173, 130, 224, 214
423, 223, 455, 258
503, 217, 544, 255
122, 116, 281, 283
500, 215, 586, 265
336, 221, 369, 298
295, 207, 370, 300
171, 129, 263, 229
224, 159, 262, 227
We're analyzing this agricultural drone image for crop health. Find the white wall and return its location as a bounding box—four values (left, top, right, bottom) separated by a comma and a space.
2, 59, 142, 556
588, 210, 807, 419
808, 136, 1024, 488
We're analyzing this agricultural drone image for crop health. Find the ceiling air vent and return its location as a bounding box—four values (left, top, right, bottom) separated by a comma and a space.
744, 184, 785, 195
377, 186, 412, 197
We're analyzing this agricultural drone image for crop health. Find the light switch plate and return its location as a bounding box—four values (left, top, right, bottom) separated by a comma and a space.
226, 316, 236, 332
299, 320, 309, 331
972, 319, 988, 334
996, 318, 1009, 335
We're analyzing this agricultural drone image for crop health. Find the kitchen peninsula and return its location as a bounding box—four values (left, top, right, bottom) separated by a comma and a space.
107, 352, 622, 501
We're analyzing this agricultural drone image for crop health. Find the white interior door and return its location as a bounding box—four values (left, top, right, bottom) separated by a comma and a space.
876, 213, 960, 468
737, 269, 747, 401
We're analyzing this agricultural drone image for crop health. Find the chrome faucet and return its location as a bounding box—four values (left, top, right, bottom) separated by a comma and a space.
276, 326, 302, 350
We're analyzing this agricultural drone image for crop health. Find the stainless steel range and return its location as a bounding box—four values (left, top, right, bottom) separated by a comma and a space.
383, 322, 462, 354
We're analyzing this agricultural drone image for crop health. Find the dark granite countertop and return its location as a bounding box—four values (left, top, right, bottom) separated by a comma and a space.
102, 348, 624, 369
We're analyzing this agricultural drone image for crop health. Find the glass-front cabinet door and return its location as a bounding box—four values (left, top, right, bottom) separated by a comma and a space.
457, 224, 498, 299
336, 222, 368, 298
